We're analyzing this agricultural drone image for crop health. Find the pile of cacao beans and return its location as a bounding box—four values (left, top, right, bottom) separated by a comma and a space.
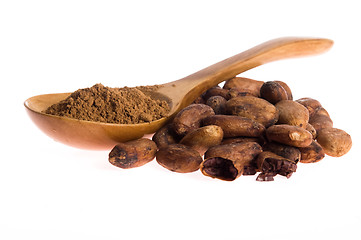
108, 77, 352, 181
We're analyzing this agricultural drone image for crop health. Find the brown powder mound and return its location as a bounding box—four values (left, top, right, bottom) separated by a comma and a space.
44, 83, 170, 124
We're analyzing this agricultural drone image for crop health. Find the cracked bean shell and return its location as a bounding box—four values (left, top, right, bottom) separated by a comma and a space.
201, 141, 262, 180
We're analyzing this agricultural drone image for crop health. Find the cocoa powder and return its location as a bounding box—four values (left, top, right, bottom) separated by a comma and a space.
44, 83, 170, 124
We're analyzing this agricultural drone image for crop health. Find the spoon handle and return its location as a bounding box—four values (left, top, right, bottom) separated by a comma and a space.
164, 37, 333, 110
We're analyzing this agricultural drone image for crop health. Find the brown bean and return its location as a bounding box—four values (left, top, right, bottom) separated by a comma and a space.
202, 115, 265, 138
203, 86, 230, 101
221, 136, 265, 146
314, 107, 330, 118
172, 104, 215, 136
206, 95, 227, 114
223, 77, 264, 97
201, 142, 262, 180
204, 142, 262, 164
305, 123, 317, 139
109, 138, 157, 169
201, 157, 240, 180
262, 142, 301, 163
179, 125, 224, 155
309, 114, 333, 133
295, 98, 322, 117
227, 87, 258, 98
192, 95, 206, 104
156, 144, 203, 173
274, 80, 293, 100
152, 124, 180, 149
260, 81, 289, 104
298, 140, 325, 163
316, 128, 352, 157
275, 100, 309, 128
266, 124, 313, 147
226, 96, 279, 127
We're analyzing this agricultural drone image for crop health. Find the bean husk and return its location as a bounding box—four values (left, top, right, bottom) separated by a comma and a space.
256, 151, 298, 181
201, 142, 262, 181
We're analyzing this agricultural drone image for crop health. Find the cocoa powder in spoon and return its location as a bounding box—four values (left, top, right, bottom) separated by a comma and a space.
44, 83, 170, 124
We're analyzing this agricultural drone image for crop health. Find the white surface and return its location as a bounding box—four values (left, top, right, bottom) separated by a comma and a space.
1, 1, 360, 239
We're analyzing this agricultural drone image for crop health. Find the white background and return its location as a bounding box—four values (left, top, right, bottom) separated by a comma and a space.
1, 1, 360, 239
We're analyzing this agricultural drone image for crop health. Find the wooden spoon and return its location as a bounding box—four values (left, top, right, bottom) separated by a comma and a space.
24, 37, 333, 150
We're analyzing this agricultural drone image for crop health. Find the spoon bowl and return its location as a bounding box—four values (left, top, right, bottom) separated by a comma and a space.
25, 37, 333, 150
